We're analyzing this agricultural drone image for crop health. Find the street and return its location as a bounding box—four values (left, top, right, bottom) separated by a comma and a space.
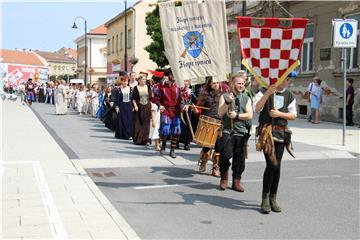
28, 102, 359, 239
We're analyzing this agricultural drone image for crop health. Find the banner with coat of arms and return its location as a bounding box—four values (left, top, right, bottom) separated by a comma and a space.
159, 0, 230, 87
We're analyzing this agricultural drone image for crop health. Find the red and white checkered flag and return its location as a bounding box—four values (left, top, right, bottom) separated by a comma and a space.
237, 17, 308, 87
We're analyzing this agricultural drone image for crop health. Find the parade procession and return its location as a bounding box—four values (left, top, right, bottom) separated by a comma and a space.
2, 1, 360, 239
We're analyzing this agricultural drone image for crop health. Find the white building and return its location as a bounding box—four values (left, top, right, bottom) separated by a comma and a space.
74, 25, 107, 86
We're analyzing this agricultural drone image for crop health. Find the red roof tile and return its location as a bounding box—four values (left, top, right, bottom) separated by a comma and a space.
0, 49, 45, 66
89, 24, 107, 35
35, 50, 76, 63
58, 47, 77, 59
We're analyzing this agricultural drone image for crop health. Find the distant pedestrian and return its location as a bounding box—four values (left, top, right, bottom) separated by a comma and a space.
90, 84, 99, 117
310, 77, 322, 124
76, 85, 86, 115
346, 78, 355, 126
25, 78, 36, 106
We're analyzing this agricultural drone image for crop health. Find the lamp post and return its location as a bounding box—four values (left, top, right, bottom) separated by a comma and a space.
72, 16, 88, 86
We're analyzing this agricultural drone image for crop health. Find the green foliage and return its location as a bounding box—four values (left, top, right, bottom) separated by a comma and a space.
144, 5, 169, 68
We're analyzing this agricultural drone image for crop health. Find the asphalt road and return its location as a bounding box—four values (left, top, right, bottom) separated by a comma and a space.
31, 102, 360, 239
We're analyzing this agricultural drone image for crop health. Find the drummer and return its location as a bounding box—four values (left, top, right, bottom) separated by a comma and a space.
217, 72, 253, 192
192, 77, 228, 177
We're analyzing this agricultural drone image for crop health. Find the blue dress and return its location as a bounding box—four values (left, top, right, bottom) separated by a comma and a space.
310, 85, 322, 110
96, 92, 106, 119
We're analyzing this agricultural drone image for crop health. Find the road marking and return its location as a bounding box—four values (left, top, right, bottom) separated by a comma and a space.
242, 179, 263, 183
3, 161, 68, 239
134, 184, 180, 190
295, 175, 331, 179
351, 173, 360, 177
134, 179, 263, 190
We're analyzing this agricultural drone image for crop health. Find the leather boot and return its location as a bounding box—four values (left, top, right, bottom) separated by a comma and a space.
170, 137, 178, 158
198, 150, 208, 173
261, 192, 271, 214
211, 153, 221, 177
219, 171, 228, 190
270, 194, 282, 212
232, 178, 245, 192
160, 139, 166, 155
169, 148, 176, 158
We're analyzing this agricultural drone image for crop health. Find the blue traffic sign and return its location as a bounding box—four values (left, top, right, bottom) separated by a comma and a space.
340, 23, 353, 39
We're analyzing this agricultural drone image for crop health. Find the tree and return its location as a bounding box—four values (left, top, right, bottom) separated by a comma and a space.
144, 5, 169, 67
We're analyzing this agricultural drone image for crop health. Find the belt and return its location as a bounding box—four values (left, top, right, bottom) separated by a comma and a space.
272, 125, 287, 131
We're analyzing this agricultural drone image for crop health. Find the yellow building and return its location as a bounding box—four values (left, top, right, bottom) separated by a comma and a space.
105, 0, 157, 83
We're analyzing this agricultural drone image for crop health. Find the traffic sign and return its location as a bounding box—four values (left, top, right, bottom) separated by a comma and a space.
333, 19, 358, 48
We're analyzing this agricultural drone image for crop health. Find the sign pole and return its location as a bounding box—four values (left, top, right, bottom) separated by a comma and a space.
342, 48, 347, 146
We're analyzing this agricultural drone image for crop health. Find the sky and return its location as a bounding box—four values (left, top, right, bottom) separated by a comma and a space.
1, 1, 135, 52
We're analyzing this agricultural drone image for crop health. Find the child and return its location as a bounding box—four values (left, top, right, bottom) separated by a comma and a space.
149, 102, 161, 151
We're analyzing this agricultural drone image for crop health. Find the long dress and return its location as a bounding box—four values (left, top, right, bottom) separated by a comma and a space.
149, 103, 161, 140
310, 84, 322, 110
115, 87, 133, 139
96, 92, 106, 119
76, 90, 86, 113
103, 90, 117, 131
132, 85, 152, 145
38, 86, 45, 103
91, 90, 99, 117
55, 84, 67, 115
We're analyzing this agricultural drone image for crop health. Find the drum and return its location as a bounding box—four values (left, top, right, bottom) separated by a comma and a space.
193, 115, 222, 148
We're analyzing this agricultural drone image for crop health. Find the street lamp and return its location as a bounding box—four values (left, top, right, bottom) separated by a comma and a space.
124, 0, 128, 73
72, 16, 88, 86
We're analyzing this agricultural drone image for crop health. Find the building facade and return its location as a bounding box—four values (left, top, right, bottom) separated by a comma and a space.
0, 49, 49, 87
105, 0, 157, 83
227, 1, 359, 124
74, 25, 107, 86
34, 50, 76, 78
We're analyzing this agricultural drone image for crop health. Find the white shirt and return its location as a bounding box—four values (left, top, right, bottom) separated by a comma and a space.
253, 89, 297, 117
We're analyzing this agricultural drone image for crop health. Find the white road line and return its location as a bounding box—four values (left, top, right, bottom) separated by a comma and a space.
242, 179, 263, 183
134, 179, 263, 190
351, 173, 360, 177
295, 175, 331, 179
134, 184, 180, 190
3, 161, 68, 239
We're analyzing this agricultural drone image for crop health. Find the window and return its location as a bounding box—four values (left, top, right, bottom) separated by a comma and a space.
116, 34, 119, 53
345, 13, 360, 70
112, 36, 114, 54
128, 29, 132, 49
107, 39, 111, 55
120, 32, 123, 50
301, 24, 314, 72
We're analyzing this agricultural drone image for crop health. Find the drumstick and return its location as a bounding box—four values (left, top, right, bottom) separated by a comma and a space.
192, 105, 210, 110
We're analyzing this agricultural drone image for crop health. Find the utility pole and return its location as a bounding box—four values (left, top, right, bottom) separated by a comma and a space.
124, 0, 128, 73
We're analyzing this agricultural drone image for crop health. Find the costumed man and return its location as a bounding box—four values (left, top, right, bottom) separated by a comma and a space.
254, 71, 297, 214
192, 77, 228, 177
153, 68, 187, 158
25, 78, 36, 105
218, 72, 253, 192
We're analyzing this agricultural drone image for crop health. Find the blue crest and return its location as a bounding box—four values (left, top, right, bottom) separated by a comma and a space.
182, 31, 204, 58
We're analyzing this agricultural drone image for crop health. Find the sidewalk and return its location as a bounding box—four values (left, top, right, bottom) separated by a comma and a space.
1, 100, 139, 239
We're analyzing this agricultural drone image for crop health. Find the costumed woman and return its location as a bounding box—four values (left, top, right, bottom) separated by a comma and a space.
132, 74, 152, 145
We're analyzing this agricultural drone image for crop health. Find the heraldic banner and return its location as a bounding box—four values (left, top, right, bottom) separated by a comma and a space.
237, 17, 308, 88
159, 0, 230, 87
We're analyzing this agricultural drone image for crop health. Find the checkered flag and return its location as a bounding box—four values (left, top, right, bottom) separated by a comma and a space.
237, 17, 308, 87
